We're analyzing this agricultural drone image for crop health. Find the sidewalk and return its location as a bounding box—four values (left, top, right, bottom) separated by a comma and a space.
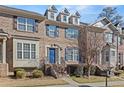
79, 80, 124, 87
48, 77, 124, 87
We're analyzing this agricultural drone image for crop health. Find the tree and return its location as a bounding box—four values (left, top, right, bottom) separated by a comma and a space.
79, 26, 105, 78
98, 7, 123, 25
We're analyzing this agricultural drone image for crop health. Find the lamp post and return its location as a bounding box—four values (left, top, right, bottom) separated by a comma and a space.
105, 66, 113, 87
105, 70, 109, 87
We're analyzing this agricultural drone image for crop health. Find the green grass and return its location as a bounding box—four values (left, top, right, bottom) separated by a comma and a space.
71, 76, 122, 83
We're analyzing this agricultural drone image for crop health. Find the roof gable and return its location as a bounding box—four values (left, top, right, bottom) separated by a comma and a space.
61, 8, 70, 15
71, 11, 81, 18
75, 11, 80, 17
48, 5, 58, 12
92, 17, 118, 33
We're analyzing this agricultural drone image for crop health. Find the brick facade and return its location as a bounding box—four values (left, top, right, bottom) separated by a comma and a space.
0, 5, 123, 76
0, 63, 8, 77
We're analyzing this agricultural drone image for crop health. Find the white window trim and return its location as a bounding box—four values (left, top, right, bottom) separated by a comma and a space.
46, 25, 58, 37
66, 48, 79, 61
66, 28, 78, 39
16, 42, 36, 60
17, 17, 35, 32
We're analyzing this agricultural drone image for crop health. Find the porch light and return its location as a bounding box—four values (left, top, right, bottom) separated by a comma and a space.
53, 44, 62, 50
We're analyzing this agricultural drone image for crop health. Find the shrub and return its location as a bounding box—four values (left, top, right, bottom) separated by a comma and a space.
32, 69, 44, 78
74, 66, 84, 77
114, 70, 123, 76
84, 65, 96, 75
90, 66, 97, 75
14, 68, 26, 79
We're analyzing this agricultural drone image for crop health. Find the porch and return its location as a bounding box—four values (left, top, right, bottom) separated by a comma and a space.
0, 29, 8, 77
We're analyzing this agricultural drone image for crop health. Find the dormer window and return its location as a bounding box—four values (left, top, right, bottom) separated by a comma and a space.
75, 18, 78, 24
69, 11, 80, 25
44, 5, 58, 21
63, 15, 67, 22
57, 8, 70, 23
50, 12, 54, 20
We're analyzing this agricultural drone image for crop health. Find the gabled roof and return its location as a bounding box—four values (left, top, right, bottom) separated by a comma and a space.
75, 11, 81, 17
44, 5, 58, 16
71, 11, 81, 18
0, 5, 45, 21
60, 8, 70, 15
103, 43, 116, 49
48, 5, 58, 12
91, 17, 119, 33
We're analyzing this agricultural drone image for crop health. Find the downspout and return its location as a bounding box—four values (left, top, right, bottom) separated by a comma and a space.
116, 32, 119, 67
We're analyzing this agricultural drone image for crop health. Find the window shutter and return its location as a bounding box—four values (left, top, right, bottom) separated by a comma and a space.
65, 28, 67, 38
65, 48, 67, 61
46, 25, 49, 36
47, 47, 49, 63
112, 33, 115, 43
56, 26, 59, 37
13, 16, 17, 30
65, 48, 68, 61
35, 20, 38, 32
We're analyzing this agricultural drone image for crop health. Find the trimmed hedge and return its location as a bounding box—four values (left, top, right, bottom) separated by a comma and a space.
14, 68, 26, 79
32, 69, 44, 78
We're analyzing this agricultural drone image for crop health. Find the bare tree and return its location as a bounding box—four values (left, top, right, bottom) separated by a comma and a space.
98, 7, 123, 25
79, 26, 105, 78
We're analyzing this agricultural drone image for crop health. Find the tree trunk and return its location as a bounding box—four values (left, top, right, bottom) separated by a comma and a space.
87, 66, 91, 78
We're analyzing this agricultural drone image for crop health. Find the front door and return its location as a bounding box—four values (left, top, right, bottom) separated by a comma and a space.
49, 48, 56, 64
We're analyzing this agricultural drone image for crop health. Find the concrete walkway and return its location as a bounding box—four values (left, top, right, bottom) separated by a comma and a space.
48, 77, 124, 87
61, 77, 79, 87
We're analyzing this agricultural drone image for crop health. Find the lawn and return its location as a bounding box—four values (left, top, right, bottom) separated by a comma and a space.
0, 77, 68, 87
112, 85, 124, 87
71, 76, 122, 83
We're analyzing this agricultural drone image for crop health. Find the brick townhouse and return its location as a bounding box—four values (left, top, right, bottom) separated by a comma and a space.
0, 5, 123, 77
92, 17, 124, 68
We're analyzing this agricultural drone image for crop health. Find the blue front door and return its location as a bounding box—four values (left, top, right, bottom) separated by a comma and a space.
49, 48, 56, 64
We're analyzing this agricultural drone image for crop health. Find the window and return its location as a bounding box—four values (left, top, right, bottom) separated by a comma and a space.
46, 25, 59, 37
74, 49, 79, 61
75, 18, 78, 24
31, 44, 36, 59
17, 17, 36, 32
63, 15, 67, 22
118, 37, 123, 45
106, 51, 109, 62
50, 12, 54, 20
118, 37, 121, 45
23, 43, 30, 59
16, 43, 36, 60
17, 43, 22, 59
111, 51, 115, 56
122, 28, 124, 34
65, 48, 79, 61
65, 28, 78, 39
105, 33, 113, 43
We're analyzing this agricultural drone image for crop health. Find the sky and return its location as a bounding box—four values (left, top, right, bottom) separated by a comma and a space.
8, 5, 124, 24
